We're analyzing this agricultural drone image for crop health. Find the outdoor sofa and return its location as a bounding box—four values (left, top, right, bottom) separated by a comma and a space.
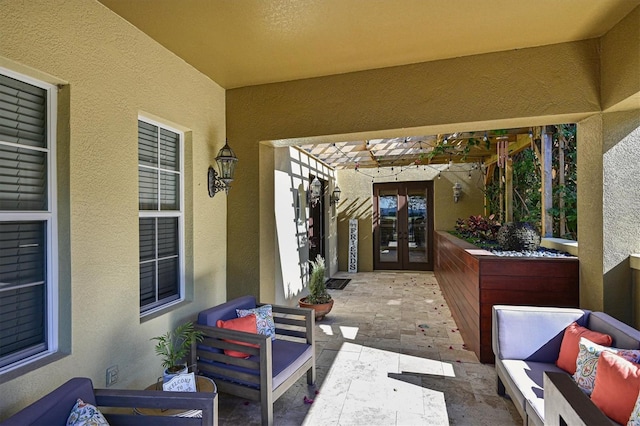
492, 305, 640, 426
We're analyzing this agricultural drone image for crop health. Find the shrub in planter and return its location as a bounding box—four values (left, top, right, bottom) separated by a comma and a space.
454, 214, 501, 242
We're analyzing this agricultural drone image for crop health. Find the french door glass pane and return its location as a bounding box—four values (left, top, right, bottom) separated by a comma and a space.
379, 193, 398, 262
408, 193, 427, 263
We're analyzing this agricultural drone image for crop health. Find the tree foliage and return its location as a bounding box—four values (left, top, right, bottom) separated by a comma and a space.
484, 125, 577, 240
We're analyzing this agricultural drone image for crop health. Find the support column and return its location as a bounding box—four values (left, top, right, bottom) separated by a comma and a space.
541, 128, 554, 237
505, 158, 513, 222
577, 114, 604, 313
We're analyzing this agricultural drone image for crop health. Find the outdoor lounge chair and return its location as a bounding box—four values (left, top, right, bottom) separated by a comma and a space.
191, 295, 315, 426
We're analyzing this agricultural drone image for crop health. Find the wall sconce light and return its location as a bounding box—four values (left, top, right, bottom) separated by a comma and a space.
331, 186, 341, 205
308, 176, 322, 206
453, 182, 462, 203
208, 139, 238, 197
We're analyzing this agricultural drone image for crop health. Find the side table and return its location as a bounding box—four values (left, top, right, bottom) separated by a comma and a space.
134, 375, 217, 418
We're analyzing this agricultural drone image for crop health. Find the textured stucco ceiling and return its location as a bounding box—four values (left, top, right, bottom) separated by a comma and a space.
99, 0, 639, 89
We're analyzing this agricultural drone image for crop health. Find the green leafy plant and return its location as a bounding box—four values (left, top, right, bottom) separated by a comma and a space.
151, 322, 204, 372
454, 214, 501, 242
307, 255, 331, 304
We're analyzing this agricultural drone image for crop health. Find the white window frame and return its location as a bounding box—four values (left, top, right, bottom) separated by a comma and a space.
0, 66, 58, 373
138, 115, 185, 317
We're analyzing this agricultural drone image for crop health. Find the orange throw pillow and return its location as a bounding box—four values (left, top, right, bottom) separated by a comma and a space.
216, 314, 259, 358
591, 351, 640, 424
556, 322, 612, 374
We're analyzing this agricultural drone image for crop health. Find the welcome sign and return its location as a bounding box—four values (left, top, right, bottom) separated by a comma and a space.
162, 372, 197, 392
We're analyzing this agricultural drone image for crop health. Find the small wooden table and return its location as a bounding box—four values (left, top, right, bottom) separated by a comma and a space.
134, 375, 216, 418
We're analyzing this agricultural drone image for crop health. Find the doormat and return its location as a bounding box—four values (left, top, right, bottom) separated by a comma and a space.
325, 278, 351, 290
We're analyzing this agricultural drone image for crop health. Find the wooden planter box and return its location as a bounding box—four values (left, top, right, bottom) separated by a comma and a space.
434, 231, 579, 363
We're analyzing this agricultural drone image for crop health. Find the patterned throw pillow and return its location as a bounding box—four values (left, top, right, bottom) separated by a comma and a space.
573, 337, 640, 395
66, 398, 110, 426
237, 305, 276, 340
629, 391, 640, 426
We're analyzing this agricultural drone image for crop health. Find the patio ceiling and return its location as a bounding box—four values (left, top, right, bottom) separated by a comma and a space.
98, 0, 639, 90
300, 128, 532, 169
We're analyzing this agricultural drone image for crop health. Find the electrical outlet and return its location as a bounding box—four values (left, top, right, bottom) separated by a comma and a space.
106, 365, 119, 387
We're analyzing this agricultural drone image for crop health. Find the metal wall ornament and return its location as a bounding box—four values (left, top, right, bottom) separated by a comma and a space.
330, 186, 341, 205
208, 140, 238, 197
308, 176, 322, 206
453, 182, 462, 203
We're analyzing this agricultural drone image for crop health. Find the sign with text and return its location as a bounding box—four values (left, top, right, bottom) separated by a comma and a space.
163, 372, 197, 392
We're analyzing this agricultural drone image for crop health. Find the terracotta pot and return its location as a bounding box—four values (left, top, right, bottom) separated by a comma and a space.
299, 297, 334, 320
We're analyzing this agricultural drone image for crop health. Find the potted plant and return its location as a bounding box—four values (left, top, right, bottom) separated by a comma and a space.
299, 255, 333, 320
151, 321, 204, 383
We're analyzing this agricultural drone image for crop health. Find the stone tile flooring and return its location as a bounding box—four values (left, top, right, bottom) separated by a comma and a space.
217, 271, 521, 425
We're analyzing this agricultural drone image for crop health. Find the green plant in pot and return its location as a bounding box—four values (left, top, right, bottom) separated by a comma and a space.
151, 321, 204, 383
299, 255, 333, 320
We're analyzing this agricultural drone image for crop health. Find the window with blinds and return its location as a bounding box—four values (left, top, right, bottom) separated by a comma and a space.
138, 119, 183, 314
0, 70, 57, 370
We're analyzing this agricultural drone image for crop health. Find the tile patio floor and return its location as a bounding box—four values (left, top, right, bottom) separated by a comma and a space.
217, 271, 521, 425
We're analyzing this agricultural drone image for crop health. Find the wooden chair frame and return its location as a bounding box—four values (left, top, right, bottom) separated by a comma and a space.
192, 303, 315, 425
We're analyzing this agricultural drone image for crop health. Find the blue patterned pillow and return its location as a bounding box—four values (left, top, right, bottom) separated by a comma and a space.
573, 337, 640, 395
237, 305, 276, 341
66, 398, 110, 426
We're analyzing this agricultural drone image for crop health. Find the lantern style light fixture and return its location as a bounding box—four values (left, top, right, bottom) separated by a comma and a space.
331, 186, 341, 205
308, 176, 322, 206
208, 139, 238, 197
453, 182, 462, 203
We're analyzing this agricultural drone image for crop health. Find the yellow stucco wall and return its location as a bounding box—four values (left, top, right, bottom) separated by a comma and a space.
600, 6, 640, 111
227, 39, 601, 298
0, 0, 226, 418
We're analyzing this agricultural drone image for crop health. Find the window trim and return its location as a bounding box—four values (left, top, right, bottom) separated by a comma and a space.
0, 66, 59, 373
138, 115, 185, 317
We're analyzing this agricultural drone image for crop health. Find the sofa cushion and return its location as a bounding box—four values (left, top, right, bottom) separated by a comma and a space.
591, 351, 640, 425
237, 304, 276, 340
493, 305, 588, 362
500, 359, 565, 423
574, 337, 640, 395
199, 339, 313, 390
556, 322, 612, 374
198, 295, 257, 326
216, 314, 259, 358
